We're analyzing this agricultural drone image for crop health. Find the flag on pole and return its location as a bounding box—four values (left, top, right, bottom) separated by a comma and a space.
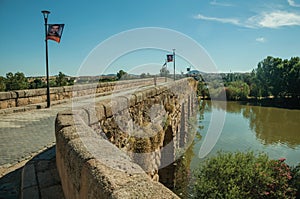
167, 54, 173, 62
47, 24, 65, 43
162, 61, 167, 67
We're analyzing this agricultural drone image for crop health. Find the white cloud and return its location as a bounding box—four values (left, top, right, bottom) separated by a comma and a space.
210, 0, 234, 7
287, 0, 300, 7
247, 11, 300, 28
194, 11, 300, 29
256, 37, 266, 43
194, 14, 240, 25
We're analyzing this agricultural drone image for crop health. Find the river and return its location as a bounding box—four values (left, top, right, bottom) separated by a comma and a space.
191, 100, 300, 167
172, 100, 300, 197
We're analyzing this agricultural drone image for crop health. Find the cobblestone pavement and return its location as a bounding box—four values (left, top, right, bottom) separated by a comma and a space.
0, 103, 71, 167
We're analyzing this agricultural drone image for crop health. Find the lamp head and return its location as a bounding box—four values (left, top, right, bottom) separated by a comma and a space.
41, 10, 50, 19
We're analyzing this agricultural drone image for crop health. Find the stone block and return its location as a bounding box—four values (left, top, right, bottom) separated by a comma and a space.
15, 90, 25, 98
48, 87, 58, 95
63, 86, 73, 93
17, 98, 29, 106
37, 167, 61, 189
94, 103, 106, 121
56, 149, 79, 199
28, 96, 43, 104
134, 92, 143, 103
55, 113, 76, 132
40, 185, 65, 199
22, 163, 37, 189
22, 186, 39, 199
0, 92, 12, 100
81, 106, 98, 125
10, 91, 17, 98
0, 99, 16, 109
145, 87, 157, 98
23, 89, 38, 97
56, 123, 97, 147
103, 97, 128, 118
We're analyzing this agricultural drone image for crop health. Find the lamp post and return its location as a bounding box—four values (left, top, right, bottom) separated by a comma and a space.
173, 49, 176, 81
41, 10, 51, 108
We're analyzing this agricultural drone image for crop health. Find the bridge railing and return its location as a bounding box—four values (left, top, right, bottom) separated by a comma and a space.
0, 77, 168, 111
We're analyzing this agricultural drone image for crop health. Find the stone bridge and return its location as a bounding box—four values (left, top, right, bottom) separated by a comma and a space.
55, 78, 198, 198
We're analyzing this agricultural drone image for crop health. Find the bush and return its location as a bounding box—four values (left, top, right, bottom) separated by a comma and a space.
291, 164, 300, 198
192, 151, 297, 198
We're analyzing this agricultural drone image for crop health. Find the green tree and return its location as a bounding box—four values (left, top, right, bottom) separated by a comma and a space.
5, 72, 28, 91
49, 79, 57, 87
67, 77, 75, 85
140, 73, 146, 78
286, 57, 300, 97
55, 72, 68, 86
197, 81, 209, 98
226, 81, 250, 100
116, 70, 127, 80
0, 76, 6, 92
251, 56, 300, 98
29, 78, 45, 89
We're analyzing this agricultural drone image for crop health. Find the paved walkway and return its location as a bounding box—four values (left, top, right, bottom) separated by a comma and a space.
0, 97, 79, 199
0, 104, 68, 167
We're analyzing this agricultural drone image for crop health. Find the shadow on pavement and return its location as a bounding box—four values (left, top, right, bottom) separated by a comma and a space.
0, 145, 64, 199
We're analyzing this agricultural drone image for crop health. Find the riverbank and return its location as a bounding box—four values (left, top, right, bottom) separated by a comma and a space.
199, 96, 300, 109
240, 97, 300, 109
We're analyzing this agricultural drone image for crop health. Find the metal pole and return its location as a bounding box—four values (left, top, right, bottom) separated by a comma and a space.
165, 59, 167, 82
173, 49, 175, 81
43, 12, 51, 108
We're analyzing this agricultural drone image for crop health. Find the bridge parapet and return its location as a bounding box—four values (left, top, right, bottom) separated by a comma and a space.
0, 78, 165, 110
55, 77, 198, 198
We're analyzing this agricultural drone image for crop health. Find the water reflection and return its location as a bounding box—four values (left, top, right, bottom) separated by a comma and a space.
209, 101, 300, 148
172, 142, 195, 198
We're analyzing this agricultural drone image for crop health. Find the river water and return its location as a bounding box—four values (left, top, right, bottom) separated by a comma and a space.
172, 100, 300, 197
191, 100, 300, 168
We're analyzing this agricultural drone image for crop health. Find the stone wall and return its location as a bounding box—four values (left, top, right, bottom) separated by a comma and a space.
0, 78, 164, 110
55, 78, 198, 198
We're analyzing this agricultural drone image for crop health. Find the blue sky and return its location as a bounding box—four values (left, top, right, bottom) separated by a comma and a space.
0, 0, 300, 76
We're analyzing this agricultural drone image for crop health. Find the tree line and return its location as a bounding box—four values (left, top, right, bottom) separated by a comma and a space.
198, 56, 300, 100
0, 71, 74, 92
0, 69, 153, 92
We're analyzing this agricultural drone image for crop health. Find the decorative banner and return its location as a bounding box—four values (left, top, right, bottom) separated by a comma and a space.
167, 54, 173, 62
47, 24, 65, 43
